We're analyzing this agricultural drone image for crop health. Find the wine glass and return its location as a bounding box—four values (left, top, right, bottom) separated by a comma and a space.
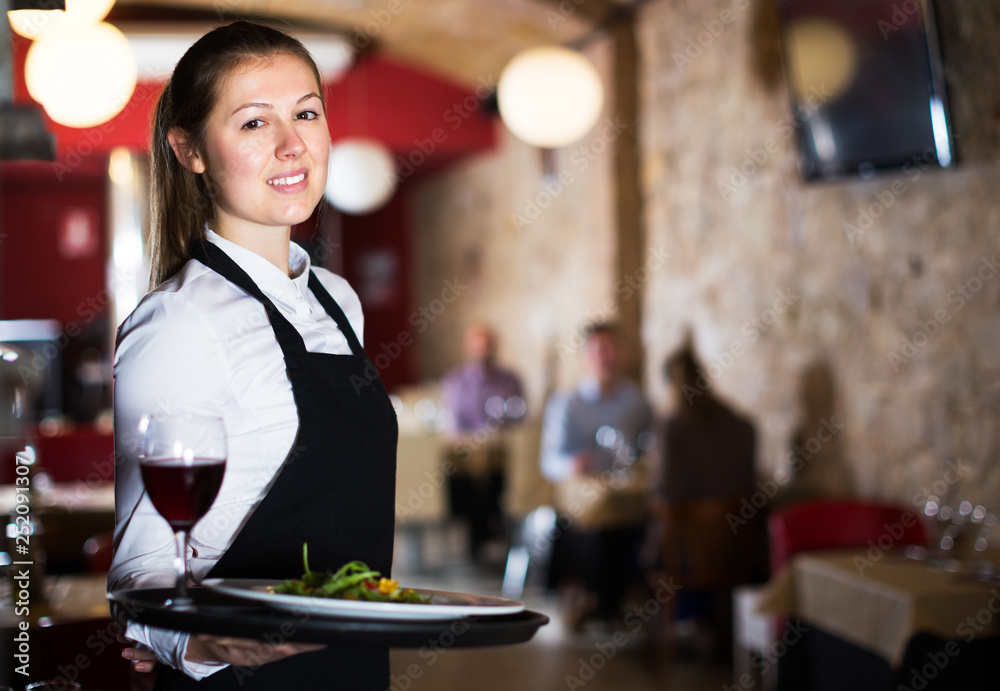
139, 414, 227, 609
504, 395, 527, 421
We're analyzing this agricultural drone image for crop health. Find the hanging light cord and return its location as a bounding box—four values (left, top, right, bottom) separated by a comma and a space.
567, 0, 657, 51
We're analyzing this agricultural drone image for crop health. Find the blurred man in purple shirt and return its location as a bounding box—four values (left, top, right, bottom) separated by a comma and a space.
442, 324, 524, 433
441, 324, 525, 559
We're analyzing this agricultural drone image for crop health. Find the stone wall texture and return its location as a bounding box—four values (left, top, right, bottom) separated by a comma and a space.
412, 0, 1000, 508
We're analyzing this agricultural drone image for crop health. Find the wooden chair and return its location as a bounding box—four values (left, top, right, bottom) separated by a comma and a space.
30, 426, 114, 483
651, 497, 759, 677
659, 498, 756, 587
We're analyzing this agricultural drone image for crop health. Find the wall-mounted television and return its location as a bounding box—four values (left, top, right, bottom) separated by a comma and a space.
777, 0, 953, 181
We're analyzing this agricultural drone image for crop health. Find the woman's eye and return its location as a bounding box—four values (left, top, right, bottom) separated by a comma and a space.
242, 119, 265, 131
296, 110, 320, 121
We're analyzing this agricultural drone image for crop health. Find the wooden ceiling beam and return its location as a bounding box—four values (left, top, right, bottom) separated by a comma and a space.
609, 15, 644, 382
530, 0, 619, 27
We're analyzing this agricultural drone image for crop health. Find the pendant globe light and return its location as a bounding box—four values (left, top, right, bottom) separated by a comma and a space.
324, 138, 398, 215
24, 21, 138, 129
497, 46, 604, 149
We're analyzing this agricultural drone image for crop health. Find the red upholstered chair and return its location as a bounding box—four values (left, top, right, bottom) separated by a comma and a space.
767, 498, 928, 573
31, 426, 114, 484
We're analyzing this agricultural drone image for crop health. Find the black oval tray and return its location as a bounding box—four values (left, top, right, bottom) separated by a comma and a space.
109, 587, 548, 648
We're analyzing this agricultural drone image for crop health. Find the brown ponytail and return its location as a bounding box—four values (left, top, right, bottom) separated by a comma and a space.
147, 20, 324, 289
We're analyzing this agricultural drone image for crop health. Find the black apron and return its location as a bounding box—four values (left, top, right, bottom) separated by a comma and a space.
155, 241, 397, 690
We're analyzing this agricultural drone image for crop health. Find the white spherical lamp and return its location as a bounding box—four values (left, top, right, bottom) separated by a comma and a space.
25, 22, 137, 129
497, 46, 604, 149
324, 139, 398, 215
8, 0, 116, 40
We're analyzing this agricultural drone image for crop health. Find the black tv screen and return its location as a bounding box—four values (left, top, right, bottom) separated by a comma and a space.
777, 0, 953, 181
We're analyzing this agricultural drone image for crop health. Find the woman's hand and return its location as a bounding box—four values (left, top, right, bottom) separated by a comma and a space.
119, 636, 159, 673
185, 634, 325, 668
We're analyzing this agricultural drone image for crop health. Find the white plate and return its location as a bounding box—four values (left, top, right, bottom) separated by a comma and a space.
202, 578, 525, 620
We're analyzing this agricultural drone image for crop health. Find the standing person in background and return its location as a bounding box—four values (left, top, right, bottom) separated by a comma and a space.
441, 324, 525, 559
540, 322, 653, 628
649, 342, 758, 660
110, 21, 396, 689
656, 344, 756, 503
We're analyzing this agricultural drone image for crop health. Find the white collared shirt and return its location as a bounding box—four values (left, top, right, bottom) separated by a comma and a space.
109, 229, 364, 678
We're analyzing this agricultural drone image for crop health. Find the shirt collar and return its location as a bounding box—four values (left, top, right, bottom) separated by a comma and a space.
204, 228, 312, 308
464, 360, 497, 378
578, 377, 623, 403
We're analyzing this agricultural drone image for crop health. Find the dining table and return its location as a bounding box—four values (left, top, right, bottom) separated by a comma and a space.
756, 547, 1000, 691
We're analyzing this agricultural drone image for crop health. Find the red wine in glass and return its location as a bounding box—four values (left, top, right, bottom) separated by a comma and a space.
140, 414, 227, 609
141, 459, 225, 531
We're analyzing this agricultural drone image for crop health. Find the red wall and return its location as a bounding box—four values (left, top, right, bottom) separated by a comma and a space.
326, 53, 497, 164
0, 162, 108, 325
3, 33, 496, 392
8, 35, 497, 167
338, 187, 415, 392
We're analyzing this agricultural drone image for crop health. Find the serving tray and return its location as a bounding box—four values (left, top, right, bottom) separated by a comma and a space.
109, 587, 548, 648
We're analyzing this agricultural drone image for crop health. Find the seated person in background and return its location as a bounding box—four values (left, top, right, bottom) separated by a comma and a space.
541, 322, 653, 627
657, 344, 756, 503
442, 324, 524, 434
441, 324, 525, 558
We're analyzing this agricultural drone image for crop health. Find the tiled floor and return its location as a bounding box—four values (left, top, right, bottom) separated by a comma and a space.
390, 615, 734, 691
389, 533, 735, 691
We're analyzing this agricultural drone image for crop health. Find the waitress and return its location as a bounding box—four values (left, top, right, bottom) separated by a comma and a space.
109, 21, 396, 689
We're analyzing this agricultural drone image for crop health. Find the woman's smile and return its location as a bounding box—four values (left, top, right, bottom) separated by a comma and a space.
266, 168, 310, 193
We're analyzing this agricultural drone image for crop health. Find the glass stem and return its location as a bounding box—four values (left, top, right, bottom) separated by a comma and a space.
174, 529, 189, 601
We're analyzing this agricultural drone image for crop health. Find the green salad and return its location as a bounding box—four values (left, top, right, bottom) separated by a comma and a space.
272, 544, 431, 604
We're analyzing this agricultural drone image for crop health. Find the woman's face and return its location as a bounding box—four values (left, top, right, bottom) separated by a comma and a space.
187, 54, 330, 235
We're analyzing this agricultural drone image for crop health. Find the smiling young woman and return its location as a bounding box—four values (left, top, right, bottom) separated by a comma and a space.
110, 21, 397, 690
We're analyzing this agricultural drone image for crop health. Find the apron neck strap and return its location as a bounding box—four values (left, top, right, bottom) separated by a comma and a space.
192, 239, 308, 356
307, 271, 365, 357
